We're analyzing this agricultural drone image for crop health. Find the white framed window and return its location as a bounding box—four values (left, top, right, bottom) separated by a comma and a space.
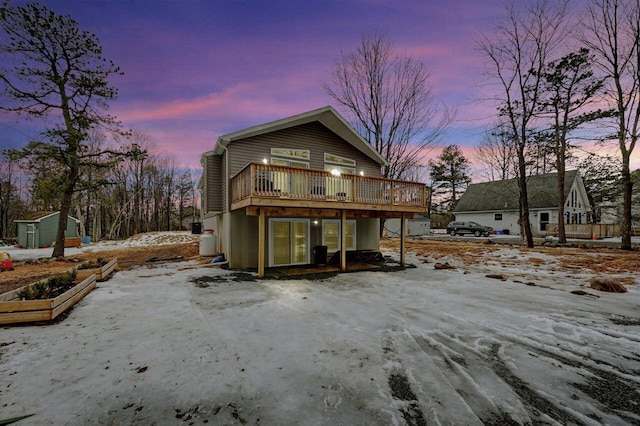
323, 153, 356, 198
324, 153, 356, 175
271, 148, 310, 161
270, 150, 309, 195
322, 219, 356, 251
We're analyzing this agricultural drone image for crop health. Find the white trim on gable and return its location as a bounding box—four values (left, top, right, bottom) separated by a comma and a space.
211, 106, 387, 166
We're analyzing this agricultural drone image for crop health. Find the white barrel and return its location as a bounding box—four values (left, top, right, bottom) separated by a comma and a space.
199, 229, 216, 256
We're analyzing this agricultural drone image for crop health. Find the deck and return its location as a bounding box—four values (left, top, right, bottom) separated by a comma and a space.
230, 163, 427, 217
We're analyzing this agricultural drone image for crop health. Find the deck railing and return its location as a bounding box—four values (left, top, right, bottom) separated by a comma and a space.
230, 163, 427, 209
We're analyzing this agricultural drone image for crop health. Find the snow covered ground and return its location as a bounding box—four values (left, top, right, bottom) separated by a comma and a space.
1, 242, 639, 424
3, 231, 199, 262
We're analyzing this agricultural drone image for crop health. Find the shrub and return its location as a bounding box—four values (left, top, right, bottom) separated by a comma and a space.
18, 270, 78, 300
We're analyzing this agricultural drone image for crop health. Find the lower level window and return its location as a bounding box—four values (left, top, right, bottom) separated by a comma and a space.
322, 219, 356, 251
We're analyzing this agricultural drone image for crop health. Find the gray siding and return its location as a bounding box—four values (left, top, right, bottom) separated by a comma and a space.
205, 155, 223, 213
39, 216, 58, 246
221, 150, 228, 213
17, 223, 27, 248
40, 215, 78, 246
227, 122, 383, 177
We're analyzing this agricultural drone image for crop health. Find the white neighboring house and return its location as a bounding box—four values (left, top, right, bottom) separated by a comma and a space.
452, 171, 591, 236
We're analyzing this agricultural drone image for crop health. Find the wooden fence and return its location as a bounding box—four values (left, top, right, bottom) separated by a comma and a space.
545, 223, 620, 239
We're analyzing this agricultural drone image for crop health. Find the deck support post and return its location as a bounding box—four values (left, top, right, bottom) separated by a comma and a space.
400, 212, 406, 267
258, 208, 265, 278
340, 210, 347, 272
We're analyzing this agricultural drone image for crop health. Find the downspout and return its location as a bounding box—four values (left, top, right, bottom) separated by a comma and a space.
221, 139, 231, 266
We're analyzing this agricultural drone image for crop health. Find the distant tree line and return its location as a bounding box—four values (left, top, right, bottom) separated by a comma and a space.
0, 2, 198, 253
0, 131, 198, 242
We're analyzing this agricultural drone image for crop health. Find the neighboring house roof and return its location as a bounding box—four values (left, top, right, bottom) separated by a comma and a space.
453, 170, 579, 212
203, 105, 388, 166
15, 211, 80, 223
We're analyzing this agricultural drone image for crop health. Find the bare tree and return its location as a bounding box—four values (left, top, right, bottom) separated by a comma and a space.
0, 153, 27, 239
0, 2, 124, 257
581, 0, 640, 250
324, 31, 453, 180
177, 171, 194, 231
477, 0, 569, 247
475, 123, 518, 181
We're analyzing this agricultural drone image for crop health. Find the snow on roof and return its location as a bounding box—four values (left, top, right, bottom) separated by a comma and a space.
15, 211, 81, 223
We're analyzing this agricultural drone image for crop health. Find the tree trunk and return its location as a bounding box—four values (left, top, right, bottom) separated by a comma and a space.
517, 155, 534, 248
620, 162, 632, 250
557, 165, 566, 244
52, 181, 75, 258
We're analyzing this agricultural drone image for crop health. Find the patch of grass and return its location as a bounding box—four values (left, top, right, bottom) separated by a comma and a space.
77, 257, 109, 270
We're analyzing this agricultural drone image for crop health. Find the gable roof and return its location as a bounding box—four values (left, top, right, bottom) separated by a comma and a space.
453, 170, 579, 212
206, 106, 388, 166
15, 211, 80, 223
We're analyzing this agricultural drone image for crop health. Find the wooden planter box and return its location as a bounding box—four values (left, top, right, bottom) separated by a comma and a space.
76, 258, 117, 282
0, 274, 97, 325
65, 237, 82, 248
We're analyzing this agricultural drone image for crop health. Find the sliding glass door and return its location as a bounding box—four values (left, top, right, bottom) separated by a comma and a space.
269, 219, 309, 266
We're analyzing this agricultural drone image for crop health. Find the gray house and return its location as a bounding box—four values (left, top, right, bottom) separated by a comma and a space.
453, 171, 591, 235
199, 106, 427, 276
15, 211, 80, 248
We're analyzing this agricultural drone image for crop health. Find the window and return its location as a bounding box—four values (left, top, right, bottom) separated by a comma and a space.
494, 213, 503, 221
271, 148, 309, 161
324, 153, 356, 175
322, 220, 356, 251
270, 149, 309, 195
324, 153, 356, 198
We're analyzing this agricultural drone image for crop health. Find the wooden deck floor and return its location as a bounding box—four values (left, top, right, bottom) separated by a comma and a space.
264, 262, 388, 279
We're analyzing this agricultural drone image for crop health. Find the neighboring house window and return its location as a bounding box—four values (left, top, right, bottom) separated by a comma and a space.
322, 219, 356, 251
567, 187, 579, 209
494, 213, 502, 221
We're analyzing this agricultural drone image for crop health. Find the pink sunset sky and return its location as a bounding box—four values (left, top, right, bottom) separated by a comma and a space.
1, 0, 638, 178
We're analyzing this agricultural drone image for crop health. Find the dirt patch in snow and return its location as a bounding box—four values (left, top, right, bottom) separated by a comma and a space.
383, 238, 639, 282
2, 235, 637, 296
0, 240, 199, 295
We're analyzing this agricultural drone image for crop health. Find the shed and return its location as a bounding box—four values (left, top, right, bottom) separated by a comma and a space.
384, 216, 431, 237
15, 211, 80, 248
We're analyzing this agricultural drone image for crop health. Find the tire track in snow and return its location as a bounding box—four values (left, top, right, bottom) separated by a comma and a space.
381, 330, 428, 426
412, 311, 640, 425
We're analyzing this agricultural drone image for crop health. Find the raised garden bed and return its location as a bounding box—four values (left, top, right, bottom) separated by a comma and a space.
0, 270, 97, 325
76, 258, 117, 282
